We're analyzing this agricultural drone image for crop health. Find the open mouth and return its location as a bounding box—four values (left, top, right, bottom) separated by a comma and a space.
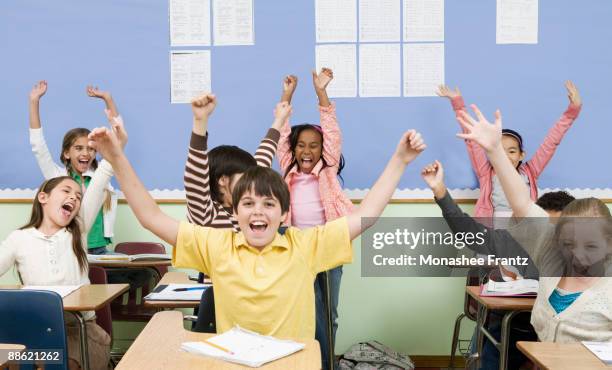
301, 157, 313, 166
249, 221, 268, 233
77, 158, 90, 167
60, 202, 75, 218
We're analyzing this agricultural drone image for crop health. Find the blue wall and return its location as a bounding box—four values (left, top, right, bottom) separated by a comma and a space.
1, 0, 610, 192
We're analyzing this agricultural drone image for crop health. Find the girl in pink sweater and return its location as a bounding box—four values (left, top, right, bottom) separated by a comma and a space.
437, 81, 582, 221
277, 69, 353, 370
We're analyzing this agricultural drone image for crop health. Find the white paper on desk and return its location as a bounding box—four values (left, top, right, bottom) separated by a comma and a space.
170, 50, 211, 104
359, 44, 401, 97
145, 283, 210, 301
496, 0, 538, 44
213, 0, 254, 46
582, 342, 612, 365
315, 0, 357, 43
403, 43, 444, 97
403, 0, 444, 42
22, 284, 83, 298
169, 0, 211, 46
315, 44, 357, 98
359, 0, 400, 42
182, 326, 305, 367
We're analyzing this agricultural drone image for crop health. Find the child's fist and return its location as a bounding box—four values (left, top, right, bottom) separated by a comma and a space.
29, 80, 47, 101
274, 101, 292, 122
396, 130, 426, 164
421, 160, 444, 191
191, 93, 217, 121
312, 68, 333, 91
283, 75, 298, 94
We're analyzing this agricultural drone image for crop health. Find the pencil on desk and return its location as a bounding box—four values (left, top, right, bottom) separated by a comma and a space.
203, 340, 235, 355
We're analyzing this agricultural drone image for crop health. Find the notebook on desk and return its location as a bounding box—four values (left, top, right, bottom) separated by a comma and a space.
480, 279, 539, 297
181, 326, 305, 367
582, 341, 612, 365
87, 253, 171, 263
144, 283, 210, 301
22, 284, 83, 298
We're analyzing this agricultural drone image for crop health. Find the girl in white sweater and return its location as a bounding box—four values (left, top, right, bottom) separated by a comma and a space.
0, 115, 126, 370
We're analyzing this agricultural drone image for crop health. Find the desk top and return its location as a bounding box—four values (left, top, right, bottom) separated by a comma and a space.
89, 260, 171, 268
116, 311, 321, 370
144, 271, 200, 309
517, 341, 609, 370
0, 284, 129, 311
466, 286, 536, 310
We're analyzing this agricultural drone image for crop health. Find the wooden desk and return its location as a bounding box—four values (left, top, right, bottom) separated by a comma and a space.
466, 286, 536, 370
0, 344, 25, 368
116, 311, 320, 370
0, 284, 128, 370
144, 271, 202, 309
517, 342, 609, 370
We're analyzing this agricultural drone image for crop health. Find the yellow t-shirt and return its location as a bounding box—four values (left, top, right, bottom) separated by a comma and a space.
173, 216, 352, 338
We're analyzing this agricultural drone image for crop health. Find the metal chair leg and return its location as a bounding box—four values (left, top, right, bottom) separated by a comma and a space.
450, 312, 466, 369
324, 270, 335, 370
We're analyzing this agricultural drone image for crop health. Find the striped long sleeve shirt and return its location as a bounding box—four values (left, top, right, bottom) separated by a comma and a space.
183, 128, 280, 231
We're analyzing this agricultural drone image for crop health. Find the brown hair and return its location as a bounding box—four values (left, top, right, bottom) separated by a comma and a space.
60, 128, 112, 211
21, 176, 88, 273
232, 167, 290, 214
60, 128, 98, 171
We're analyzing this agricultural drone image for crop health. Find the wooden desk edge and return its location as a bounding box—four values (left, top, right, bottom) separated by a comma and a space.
63, 284, 129, 312
466, 286, 536, 310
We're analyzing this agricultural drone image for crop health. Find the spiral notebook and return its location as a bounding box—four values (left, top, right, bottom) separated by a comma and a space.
181, 326, 305, 367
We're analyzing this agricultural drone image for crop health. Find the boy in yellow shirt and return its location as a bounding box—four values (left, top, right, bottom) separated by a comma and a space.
87, 101, 426, 338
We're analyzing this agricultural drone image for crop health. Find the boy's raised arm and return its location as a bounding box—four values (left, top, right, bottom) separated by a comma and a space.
347, 130, 426, 240
88, 127, 179, 246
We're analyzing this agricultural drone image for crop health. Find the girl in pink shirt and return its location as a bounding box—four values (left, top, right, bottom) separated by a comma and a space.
437, 81, 582, 221
277, 69, 353, 370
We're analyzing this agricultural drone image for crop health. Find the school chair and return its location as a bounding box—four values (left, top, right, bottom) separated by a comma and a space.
110, 242, 166, 321
449, 267, 484, 369
88, 266, 119, 366
191, 286, 216, 333
0, 289, 69, 370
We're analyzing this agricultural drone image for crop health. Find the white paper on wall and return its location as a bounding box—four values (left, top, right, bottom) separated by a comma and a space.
315, 44, 357, 98
169, 0, 211, 46
213, 0, 254, 45
496, 0, 538, 44
403, 43, 444, 97
315, 0, 357, 43
403, 0, 444, 42
359, 44, 401, 97
170, 50, 212, 104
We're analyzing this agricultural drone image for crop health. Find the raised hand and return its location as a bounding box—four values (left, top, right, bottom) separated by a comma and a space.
436, 85, 461, 99
395, 130, 426, 164
456, 105, 502, 153
88, 127, 123, 162
421, 160, 444, 189
191, 93, 217, 121
104, 109, 128, 149
29, 80, 48, 101
86, 85, 111, 100
283, 75, 298, 96
565, 80, 581, 106
312, 68, 333, 91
